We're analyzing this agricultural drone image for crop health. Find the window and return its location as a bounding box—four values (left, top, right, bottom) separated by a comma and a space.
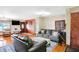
55, 20, 65, 31
0, 22, 10, 31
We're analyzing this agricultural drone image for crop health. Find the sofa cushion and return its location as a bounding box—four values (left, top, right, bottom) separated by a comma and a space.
50, 36, 59, 42
52, 32, 58, 36
43, 34, 49, 39
28, 41, 47, 52
41, 30, 45, 34
46, 30, 49, 34
37, 34, 43, 37
49, 32, 59, 42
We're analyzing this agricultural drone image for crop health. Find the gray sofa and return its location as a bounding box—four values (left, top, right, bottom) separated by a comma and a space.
37, 29, 59, 42
37, 29, 66, 43
12, 36, 47, 52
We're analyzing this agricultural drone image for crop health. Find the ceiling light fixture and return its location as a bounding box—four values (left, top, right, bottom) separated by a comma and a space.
35, 11, 51, 16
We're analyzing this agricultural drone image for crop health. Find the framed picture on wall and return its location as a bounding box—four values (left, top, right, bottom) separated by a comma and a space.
55, 20, 65, 31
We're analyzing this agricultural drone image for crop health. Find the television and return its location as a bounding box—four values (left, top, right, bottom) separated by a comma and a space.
12, 20, 20, 25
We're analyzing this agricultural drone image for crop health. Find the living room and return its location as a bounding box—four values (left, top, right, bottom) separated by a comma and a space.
0, 0, 79, 59
0, 6, 73, 52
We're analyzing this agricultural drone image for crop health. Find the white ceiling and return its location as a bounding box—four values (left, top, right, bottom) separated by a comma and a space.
0, 6, 72, 19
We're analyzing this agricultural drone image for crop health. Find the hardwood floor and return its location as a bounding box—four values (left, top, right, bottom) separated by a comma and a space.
0, 36, 66, 52
52, 44, 67, 52
0, 36, 13, 45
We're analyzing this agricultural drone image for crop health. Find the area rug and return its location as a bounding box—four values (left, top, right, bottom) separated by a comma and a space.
0, 45, 15, 52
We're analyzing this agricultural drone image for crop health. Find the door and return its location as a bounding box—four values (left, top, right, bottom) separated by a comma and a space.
71, 12, 79, 49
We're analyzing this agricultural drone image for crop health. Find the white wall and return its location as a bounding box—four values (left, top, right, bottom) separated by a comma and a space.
66, 9, 71, 45
38, 15, 66, 30
35, 17, 40, 33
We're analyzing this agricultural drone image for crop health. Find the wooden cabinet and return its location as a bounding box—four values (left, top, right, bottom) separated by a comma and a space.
71, 12, 79, 49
